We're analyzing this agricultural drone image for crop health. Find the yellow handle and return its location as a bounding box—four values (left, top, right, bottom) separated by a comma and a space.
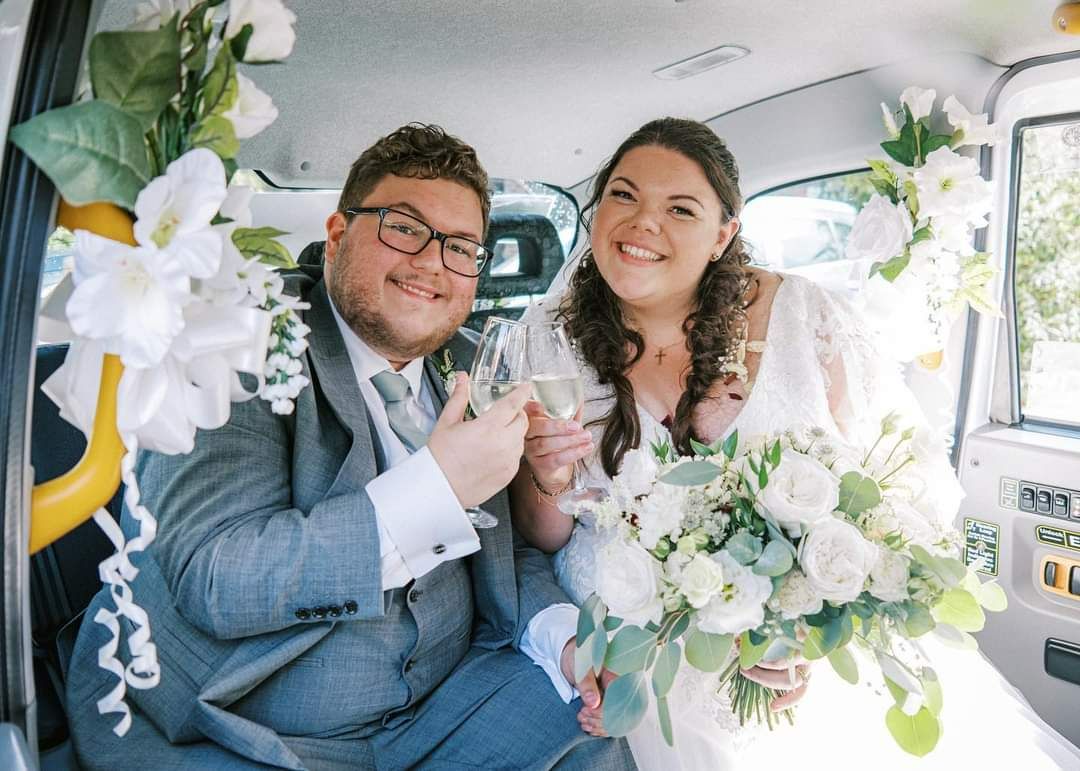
1054, 3, 1080, 34
29, 201, 130, 555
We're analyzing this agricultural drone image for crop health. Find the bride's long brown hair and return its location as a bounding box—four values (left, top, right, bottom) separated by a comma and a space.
558, 118, 752, 477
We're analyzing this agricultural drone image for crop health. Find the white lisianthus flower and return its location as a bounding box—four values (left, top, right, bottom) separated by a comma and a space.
942, 95, 998, 147
132, 0, 192, 30
913, 147, 993, 222
636, 482, 687, 549
869, 546, 912, 603
134, 148, 228, 279
846, 194, 913, 264
225, 0, 298, 62
613, 446, 659, 500
799, 517, 877, 603
696, 551, 773, 635
67, 231, 192, 369
773, 569, 824, 620
222, 73, 279, 139
758, 449, 840, 537
679, 552, 727, 609
900, 86, 936, 121
594, 540, 663, 627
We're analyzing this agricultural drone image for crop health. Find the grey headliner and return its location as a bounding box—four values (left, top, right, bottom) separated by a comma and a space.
98, 0, 1079, 188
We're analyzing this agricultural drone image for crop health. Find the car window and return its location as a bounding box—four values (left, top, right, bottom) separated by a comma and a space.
1014, 118, 1080, 427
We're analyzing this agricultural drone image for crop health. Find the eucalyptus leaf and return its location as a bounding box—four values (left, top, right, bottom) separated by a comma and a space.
191, 115, 240, 159
885, 706, 941, 757
876, 651, 923, 696
884, 675, 914, 711
931, 588, 985, 632
574, 636, 594, 682
90, 16, 181, 131
738, 632, 770, 669
922, 667, 943, 716
651, 642, 681, 699
911, 545, 966, 588
659, 460, 721, 487
8, 100, 150, 209
690, 438, 715, 457
657, 696, 674, 747
603, 615, 624, 632
605, 626, 658, 675
726, 531, 763, 566
837, 471, 882, 515
932, 622, 979, 650
590, 624, 609, 673
603, 671, 650, 737
684, 630, 733, 672
827, 646, 859, 684
975, 580, 1008, 613
897, 602, 936, 638
803, 619, 843, 660
752, 539, 793, 577
576, 595, 600, 642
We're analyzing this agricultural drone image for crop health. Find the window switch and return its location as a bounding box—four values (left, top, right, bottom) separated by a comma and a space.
1020, 484, 1037, 512
1045, 561, 1058, 588
1072, 567, 1080, 597
1037, 488, 1053, 515
1053, 491, 1070, 518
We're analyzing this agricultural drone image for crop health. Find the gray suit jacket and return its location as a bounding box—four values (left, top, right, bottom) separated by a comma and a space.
66, 271, 570, 768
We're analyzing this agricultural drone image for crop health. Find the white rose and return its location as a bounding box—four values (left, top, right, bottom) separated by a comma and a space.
846, 194, 913, 265
773, 569, 824, 620
869, 546, 912, 603
679, 552, 727, 609
900, 86, 937, 121
759, 449, 840, 538
595, 540, 663, 627
226, 0, 297, 63
636, 482, 687, 549
942, 95, 998, 147
696, 551, 773, 635
222, 73, 279, 139
613, 446, 659, 500
799, 518, 877, 603
133, 0, 192, 30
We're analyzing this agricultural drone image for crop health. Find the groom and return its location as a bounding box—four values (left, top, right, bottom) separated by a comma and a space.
65, 123, 634, 770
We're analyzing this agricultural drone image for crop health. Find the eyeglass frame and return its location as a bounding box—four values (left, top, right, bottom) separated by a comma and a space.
343, 206, 492, 278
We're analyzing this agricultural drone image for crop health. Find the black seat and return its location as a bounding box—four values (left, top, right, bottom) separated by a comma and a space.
29, 344, 123, 752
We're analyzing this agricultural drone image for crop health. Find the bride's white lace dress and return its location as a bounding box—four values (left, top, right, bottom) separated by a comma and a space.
522, 273, 1080, 771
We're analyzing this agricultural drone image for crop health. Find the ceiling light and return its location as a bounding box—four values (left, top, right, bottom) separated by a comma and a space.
1053, 3, 1080, 33
653, 45, 750, 81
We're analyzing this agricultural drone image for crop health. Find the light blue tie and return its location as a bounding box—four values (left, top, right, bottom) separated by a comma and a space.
370, 369, 428, 452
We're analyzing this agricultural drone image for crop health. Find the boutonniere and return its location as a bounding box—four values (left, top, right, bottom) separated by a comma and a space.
434, 348, 461, 397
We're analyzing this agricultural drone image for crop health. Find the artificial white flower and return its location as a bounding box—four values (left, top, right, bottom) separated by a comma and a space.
931, 213, 980, 255
758, 449, 840, 537
942, 95, 998, 147
880, 102, 900, 139
225, 0, 297, 62
679, 552, 727, 609
869, 546, 912, 603
222, 73, 279, 139
133, 148, 227, 279
900, 86, 936, 121
846, 194, 913, 265
774, 569, 824, 620
132, 0, 192, 30
696, 551, 773, 635
67, 231, 191, 369
799, 517, 877, 603
636, 482, 687, 549
594, 540, 663, 627
913, 147, 993, 222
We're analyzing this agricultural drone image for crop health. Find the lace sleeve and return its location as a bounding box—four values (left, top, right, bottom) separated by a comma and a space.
805, 283, 964, 525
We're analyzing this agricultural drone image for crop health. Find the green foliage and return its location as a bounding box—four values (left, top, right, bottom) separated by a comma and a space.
690, 438, 714, 457
885, 706, 941, 757
803, 619, 843, 660
604, 626, 658, 675
657, 696, 674, 747
233, 227, 297, 268
752, 539, 793, 577
190, 115, 240, 159
603, 671, 649, 737
931, 588, 986, 632
726, 530, 763, 565
684, 630, 733, 672
738, 632, 770, 669
869, 251, 911, 283
827, 646, 859, 684
651, 642, 681, 699
837, 471, 882, 515
659, 460, 720, 486
202, 45, 239, 116
721, 430, 739, 460
89, 17, 181, 131
921, 667, 944, 716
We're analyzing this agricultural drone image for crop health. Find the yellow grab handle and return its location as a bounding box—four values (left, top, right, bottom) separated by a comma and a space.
29, 201, 130, 555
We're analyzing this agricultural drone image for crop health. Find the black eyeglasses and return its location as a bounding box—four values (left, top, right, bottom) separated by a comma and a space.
344, 207, 491, 278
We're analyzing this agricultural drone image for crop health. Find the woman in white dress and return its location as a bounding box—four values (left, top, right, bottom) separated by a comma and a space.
511, 118, 1080, 770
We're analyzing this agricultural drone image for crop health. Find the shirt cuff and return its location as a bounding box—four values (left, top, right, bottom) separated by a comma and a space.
520, 603, 580, 704
365, 447, 480, 581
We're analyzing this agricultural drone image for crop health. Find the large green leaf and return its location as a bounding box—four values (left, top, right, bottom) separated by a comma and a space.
869, 252, 911, 283
837, 471, 882, 515
803, 619, 843, 660
726, 531, 763, 565
827, 646, 859, 684
651, 642, 681, 699
931, 588, 985, 632
911, 545, 965, 588
190, 115, 239, 159
752, 539, 793, 577
975, 580, 1008, 612
659, 460, 720, 487
738, 632, 770, 669
602, 671, 649, 737
232, 227, 296, 268
90, 17, 181, 131
885, 706, 941, 757
202, 44, 238, 116
684, 629, 733, 672
8, 100, 150, 209
604, 626, 658, 675
897, 602, 936, 638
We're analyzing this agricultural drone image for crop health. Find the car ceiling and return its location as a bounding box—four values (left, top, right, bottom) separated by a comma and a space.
97, 0, 1079, 190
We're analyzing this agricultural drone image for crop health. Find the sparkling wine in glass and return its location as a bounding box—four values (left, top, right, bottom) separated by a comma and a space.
465, 316, 527, 528
526, 321, 606, 514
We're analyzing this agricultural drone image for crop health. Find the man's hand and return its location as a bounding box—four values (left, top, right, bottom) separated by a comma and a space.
428, 373, 531, 509
560, 637, 616, 737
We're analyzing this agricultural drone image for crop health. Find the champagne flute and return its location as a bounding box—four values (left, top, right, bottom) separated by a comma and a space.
526, 321, 606, 514
465, 316, 527, 528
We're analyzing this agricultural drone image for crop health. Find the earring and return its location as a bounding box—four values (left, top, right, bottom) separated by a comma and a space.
710, 253, 721, 262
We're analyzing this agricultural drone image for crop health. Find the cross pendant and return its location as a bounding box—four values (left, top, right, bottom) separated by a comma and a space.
654, 348, 666, 364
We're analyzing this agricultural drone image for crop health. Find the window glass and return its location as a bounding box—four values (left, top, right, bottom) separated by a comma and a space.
1015, 120, 1080, 426
488, 179, 578, 259
740, 171, 875, 296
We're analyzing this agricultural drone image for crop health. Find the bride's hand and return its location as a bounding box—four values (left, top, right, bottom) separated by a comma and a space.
741, 655, 812, 711
523, 401, 593, 491
560, 637, 617, 737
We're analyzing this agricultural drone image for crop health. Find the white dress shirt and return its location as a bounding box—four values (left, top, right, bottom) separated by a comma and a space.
329, 302, 578, 702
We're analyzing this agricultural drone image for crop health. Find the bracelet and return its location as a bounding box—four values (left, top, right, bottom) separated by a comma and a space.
530, 470, 574, 500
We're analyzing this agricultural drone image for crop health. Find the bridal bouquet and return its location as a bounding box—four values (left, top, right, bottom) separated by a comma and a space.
847, 87, 998, 362
9, 0, 308, 736
573, 418, 1006, 756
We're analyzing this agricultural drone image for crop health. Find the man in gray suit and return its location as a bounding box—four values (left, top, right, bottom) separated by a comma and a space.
66, 123, 633, 770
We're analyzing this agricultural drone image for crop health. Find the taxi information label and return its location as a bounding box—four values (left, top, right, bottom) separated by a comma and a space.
964, 518, 1000, 576
1035, 523, 1080, 552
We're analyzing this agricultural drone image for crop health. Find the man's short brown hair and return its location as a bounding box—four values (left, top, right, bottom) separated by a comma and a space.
337, 123, 491, 235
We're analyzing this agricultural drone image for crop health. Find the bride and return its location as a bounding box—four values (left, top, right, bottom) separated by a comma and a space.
511, 117, 1080, 770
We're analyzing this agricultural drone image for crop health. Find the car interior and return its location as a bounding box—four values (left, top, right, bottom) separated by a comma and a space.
2, 0, 1080, 767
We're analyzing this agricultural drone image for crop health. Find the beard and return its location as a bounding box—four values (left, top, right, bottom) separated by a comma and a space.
327, 234, 472, 361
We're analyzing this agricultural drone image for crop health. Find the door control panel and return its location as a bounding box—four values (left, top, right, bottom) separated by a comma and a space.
1002, 477, 1080, 520
1040, 554, 1080, 602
